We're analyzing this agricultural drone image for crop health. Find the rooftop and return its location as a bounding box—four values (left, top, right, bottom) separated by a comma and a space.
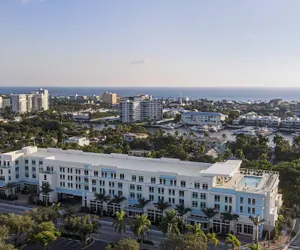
201, 160, 242, 177
182, 111, 225, 116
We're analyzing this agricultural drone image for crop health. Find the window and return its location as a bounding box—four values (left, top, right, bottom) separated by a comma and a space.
32, 173, 36, 179
151, 177, 156, 184
111, 173, 116, 179
179, 199, 184, 205
139, 176, 144, 182
248, 198, 251, 205
130, 192, 135, 198
225, 205, 228, 212
118, 183, 122, 189
118, 191, 123, 197
181, 181, 186, 187
214, 195, 220, 202
39, 161, 43, 165
109, 182, 115, 188
214, 204, 220, 211
92, 187, 96, 193
252, 208, 255, 214
229, 206, 232, 212
25, 159, 28, 164
32, 160, 36, 165
240, 197, 243, 203
200, 193, 206, 200
15, 167, 19, 172
84, 170, 89, 175
25, 166, 29, 171
252, 199, 256, 205
240, 206, 243, 213
137, 193, 142, 199
237, 224, 242, 233
179, 191, 184, 197
137, 185, 142, 191
200, 202, 206, 209
130, 184, 135, 190
202, 184, 208, 190
160, 178, 166, 185
15, 173, 19, 179
92, 180, 96, 185
244, 225, 253, 234
94, 171, 98, 177
194, 182, 200, 189
225, 196, 228, 203
149, 195, 154, 201
32, 167, 36, 172
85, 185, 89, 191
44, 175, 47, 181
192, 192, 198, 199
25, 172, 29, 178
132, 175, 136, 181
229, 197, 232, 203
192, 201, 198, 208
120, 174, 124, 180
248, 207, 251, 214
15, 160, 19, 165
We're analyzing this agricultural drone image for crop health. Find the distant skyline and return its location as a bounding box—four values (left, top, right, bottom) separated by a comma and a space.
1, 0, 300, 87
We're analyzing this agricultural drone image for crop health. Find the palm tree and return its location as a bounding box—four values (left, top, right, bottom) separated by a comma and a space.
155, 200, 170, 221
112, 210, 126, 236
175, 204, 191, 217
292, 135, 300, 148
246, 242, 265, 250
131, 214, 151, 250
5, 182, 16, 195
202, 208, 218, 232
186, 223, 206, 240
51, 202, 62, 225
273, 133, 284, 146
94, 192, 111, 216
137, 198, 151, 209
109, 195, 126, 215
40, 182, 54, 206
159, 209, 181, 237
206, 232, 220, 250
225, 234, 241, 250
249, 216, 265, 243
221, 212, 239, 234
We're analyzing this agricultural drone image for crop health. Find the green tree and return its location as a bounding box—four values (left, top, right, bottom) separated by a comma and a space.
175, 204, 191, 217
202, 208, 218, 232
105, 238, 140, 250
137, 198, 151, 209
206, 232, 219, 250
293, 136, 300, 148
221, 212, 239, 234
186, 223, 206, 239
159, 209, 181, 237
94, 192, 111, 216
0, 226, 17, 250
131, 214, 151, 250
155, 201, 170, 221
161, 233, 207, 250
31, 222, 61, 250
165, 144, 188, 160
246, 242, 265, 250
0, 214, 34, 247
225, 234, 241, 250
249, 216, 265, 244
235, 148, 245, 160
112, 211, 126, 236
40, 182, 54, 207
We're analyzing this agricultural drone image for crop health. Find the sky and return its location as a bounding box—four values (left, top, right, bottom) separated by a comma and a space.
1, 0, 300, 87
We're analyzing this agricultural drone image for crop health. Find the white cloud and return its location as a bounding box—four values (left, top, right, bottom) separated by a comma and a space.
129, 59, 148, 65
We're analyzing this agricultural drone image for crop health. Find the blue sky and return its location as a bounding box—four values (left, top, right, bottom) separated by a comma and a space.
1, 0, 300, 87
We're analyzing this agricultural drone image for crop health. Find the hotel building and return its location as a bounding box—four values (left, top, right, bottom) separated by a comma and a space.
181, 112, 226, 126
0, 147, 282, 240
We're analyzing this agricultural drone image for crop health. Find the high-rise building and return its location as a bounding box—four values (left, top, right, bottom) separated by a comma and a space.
2, 97, 11, 109
119, 95, 163, 123
11, 94, 27, 113
32, 89, 49, 111
101, 92, 117, 105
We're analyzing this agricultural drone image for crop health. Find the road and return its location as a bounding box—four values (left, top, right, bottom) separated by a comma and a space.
286, 219, 300, 250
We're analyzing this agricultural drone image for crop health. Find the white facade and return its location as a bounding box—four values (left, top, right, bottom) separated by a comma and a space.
240, 114, 281, 127
32, 89, 49, 111
119, 98, 163, 123
280, 117, 300, 129
65, 137, 90, 146
11, 94, 27, 113
0, 147, 282, 240
2, 97, 11, 109
181, 112, 226, 126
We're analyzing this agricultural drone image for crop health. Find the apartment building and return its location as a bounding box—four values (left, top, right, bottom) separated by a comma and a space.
242, 115, 281, 127
280, 117, 300, 129
101, 92, 117, 105
181, 112, 226, 126
119, 96, 163, 123
0, 146, 282, 240
10, 89, 49, 113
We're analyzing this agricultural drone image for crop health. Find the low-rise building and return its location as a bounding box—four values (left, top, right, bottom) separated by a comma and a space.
181, 112, 226, 126
64, 137, 90, 146
123, 133, 149, 142
0, 146, 282, 240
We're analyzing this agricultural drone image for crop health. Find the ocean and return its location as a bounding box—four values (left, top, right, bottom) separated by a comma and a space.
0, 86, 300, 101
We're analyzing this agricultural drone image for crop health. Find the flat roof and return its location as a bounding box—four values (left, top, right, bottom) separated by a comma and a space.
27, 148, 213, 176
200, 160, 242, 177
182, 111, 225, 116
